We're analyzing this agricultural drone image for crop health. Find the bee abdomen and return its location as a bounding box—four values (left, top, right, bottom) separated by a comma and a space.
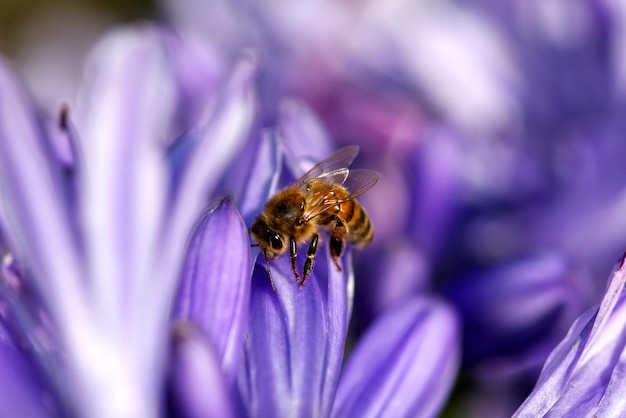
346, 202, 373, 246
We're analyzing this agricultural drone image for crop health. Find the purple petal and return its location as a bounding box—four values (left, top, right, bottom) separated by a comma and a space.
514, 255, 626, 416
174, 197, 251, 381
69, 25, 188, 416
76, 25, 174, 323
172, 50, 258, 209
238, 131, 284, 224
0, 343, 58, 417
0, 57, 84, 325
237, 245, 352, 417
160, 52, 257, 313
278, 100, 335, 170
161, 30, 228, 136
332, 297, 460, 418
0, 253, 59, 358
169, 324, 236, 418
43, 106, 84, 227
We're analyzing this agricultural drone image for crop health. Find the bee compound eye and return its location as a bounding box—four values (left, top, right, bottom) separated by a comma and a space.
270, 234, 283, 250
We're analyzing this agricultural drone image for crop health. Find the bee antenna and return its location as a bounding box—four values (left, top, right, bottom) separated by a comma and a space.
263, 250, 277, 292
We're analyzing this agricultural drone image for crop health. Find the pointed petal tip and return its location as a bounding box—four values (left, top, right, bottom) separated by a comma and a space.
175, 195, 251, 381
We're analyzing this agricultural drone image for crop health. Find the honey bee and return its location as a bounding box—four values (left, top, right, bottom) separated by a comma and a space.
251, 145, 379, 290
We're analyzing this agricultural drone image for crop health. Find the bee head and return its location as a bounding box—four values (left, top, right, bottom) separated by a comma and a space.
251, 216, 285, 259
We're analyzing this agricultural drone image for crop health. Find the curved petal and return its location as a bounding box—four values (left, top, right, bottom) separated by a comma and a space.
158, 52, 257, 325
514, 256, 626, 417
174, 197, 251, 381
0, 58, 85, 334
173, 50, 258, 211
69, 25, 179, 418
237, 245, 353, 418
76, 24, 173, 327
169, 324, 236, 418
332, 297, 460, 418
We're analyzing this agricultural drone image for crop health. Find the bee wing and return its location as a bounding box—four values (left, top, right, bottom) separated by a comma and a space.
340, 168, 380, 200
295, 146, 360, 188
302, 168, 380, 221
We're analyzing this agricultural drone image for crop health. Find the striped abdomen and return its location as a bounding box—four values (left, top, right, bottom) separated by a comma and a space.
337, 198, 373, 246
317, 186, 373, 247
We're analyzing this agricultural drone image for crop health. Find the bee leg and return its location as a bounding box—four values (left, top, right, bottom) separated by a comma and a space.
300, 233, 319, 288
263, 250, 277, 292
329, 237, 344, 272
329, 216, 347, 272
290, 236, 300, 280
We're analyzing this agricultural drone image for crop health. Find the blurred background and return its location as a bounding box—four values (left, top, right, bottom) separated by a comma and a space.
3, 1, 626, 417
0, 0, 155, 106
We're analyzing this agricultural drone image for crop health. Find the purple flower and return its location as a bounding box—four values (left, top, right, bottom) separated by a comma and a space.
0, 24, 254, 416
0, 22, 461, 417
515, 254, 626, 417
171, 121, 461, 416
160, 0, 626, 413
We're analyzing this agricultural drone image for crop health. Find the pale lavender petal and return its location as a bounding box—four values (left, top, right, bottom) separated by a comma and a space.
172, 51, 258, 210
76, 25, 173, 326
514, 256, 626, 416
237, 246, 353, 417
333, 297, 460, 418
174, 197, 251, 381
68, 25, 180, 417
160, 52, 257, 311
161, 29, 227, 137
170, 324, 236, 418
0, 58, 85, 331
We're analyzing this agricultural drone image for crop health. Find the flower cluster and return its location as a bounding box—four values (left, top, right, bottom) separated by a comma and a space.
0, 26, 459, 417
1, 0, 626, 416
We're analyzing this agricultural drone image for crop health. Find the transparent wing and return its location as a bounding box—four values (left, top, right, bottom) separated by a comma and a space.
301, 169, 380, 221
340, 169, 380, 200
295, 146, 359, 189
